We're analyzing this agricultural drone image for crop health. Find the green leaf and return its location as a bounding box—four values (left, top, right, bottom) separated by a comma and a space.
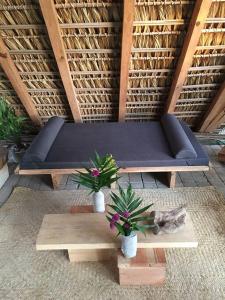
142, 224, 157, 229
106, 215, 112, 222
129, 216, 154, 222
134, 224, 146, 235
114, 222, 125, 236
110, 192, 127, 211
95, 151, 101, 164
129, 204, 153, 219
107, 212, 115, 218
118, 185, 126, 202
110, 197, 126, 212
128, 198, 142, 212
108, 204, 123, 215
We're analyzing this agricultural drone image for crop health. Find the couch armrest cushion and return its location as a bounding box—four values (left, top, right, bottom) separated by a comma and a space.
161, 114, 197, 159
22, 116, 64, 162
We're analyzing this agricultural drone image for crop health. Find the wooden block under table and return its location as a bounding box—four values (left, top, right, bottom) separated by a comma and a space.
70, 204, 109, 214
69, 205, 114, 262
117, 248, 166, 286
68, 249, 115, 262
70, 205, 94, 214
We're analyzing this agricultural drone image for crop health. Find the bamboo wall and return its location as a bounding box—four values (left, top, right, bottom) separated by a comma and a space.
0, 0, 225, 129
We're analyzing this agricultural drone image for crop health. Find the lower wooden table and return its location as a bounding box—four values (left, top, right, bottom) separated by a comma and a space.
36, 206, 198, 285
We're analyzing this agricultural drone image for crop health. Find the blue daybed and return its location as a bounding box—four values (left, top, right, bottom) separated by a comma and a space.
18, 114, 209, 189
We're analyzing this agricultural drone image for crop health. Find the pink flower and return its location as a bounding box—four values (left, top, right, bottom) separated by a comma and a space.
112, 213, 120, 222
124, 223, 130, 229
91, 169, 100, 177
122, 211, 130, 218
110, 221, 115, 230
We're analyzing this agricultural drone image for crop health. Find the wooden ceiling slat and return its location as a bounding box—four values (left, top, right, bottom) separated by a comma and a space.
39, 0, 82, 123
165, 0, 213, 113
1, 0, 225, 127
198, 81, 225, 132
118, 0, 135, 122
0, 38, 42, 126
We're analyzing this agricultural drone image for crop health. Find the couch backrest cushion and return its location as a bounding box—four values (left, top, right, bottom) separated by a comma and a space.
22, 116, 64, 162
161, 114, 197, 159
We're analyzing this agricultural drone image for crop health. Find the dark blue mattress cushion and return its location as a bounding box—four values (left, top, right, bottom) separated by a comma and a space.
20, 117, 209, 169
161, 114, 197, 159
22, 116, 64, 162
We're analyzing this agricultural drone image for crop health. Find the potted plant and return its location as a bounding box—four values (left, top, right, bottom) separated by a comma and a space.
0, 97, 26, 162
73, 152, 119, 212
106, 184, 155, 258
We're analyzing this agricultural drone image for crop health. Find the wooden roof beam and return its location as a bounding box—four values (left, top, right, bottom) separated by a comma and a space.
165, 0, 213, 113
198, 81, 225, 132
39, 0, 82, 123
0, 38, 42, 126
118, 0, 135, 122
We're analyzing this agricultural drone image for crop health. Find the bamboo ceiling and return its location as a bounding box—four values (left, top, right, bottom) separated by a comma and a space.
0, 0, 225, 130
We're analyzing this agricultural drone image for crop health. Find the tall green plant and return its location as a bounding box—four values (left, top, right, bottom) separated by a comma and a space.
73, 152, 120, 193
106, 185, 155, 236
0, 98, 26, 144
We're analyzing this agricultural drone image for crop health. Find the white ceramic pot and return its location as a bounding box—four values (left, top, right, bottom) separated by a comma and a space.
93, 190, 105, 212
121, 232, 137, 258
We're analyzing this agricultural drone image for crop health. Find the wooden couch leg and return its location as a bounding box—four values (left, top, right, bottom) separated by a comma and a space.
168, 171, 176, 188
51, 174, 62, 189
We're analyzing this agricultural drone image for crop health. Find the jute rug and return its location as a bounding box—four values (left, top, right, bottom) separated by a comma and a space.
1, 186, 225, 300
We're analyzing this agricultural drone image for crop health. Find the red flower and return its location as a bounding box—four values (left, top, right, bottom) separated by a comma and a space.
110, 221, 115, 230
112, 213, 120, 222
91, 169, 100, 177
122, 211, 130, 218
124, 223, 130, 229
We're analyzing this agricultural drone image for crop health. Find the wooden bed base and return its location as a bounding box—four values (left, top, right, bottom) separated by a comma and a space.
17, 165, 209, 190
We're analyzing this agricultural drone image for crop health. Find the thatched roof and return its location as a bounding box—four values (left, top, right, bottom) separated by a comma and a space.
0, 0, 225, 131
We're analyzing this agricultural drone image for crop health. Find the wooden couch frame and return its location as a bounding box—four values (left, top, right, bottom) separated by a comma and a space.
17, 165, 209, 190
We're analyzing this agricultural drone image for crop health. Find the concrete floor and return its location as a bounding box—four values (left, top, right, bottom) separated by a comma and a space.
0, 144, 225, 206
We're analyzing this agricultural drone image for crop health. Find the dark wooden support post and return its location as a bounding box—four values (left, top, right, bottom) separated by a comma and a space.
165, 0, 213, 113
39, 0, 82, 123
118, 0, 135, 122
198, 81, 225, 132
0, 38, 42, 126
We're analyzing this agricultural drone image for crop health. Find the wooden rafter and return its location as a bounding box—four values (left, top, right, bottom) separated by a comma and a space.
39, 0, 82, 123
118, 0, 135, 122
165, 0, 213, 113
0, 38, 42, 126
198, 81, 225, 132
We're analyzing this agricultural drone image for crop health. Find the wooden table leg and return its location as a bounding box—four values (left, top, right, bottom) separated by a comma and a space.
51, 173, 63, 189
167, 171, 176, 188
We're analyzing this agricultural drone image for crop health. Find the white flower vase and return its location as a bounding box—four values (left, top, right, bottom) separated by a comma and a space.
121, 232, 137, 258
93, 190, 105, 212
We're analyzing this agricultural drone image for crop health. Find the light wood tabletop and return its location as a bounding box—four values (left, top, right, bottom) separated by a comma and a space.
36, 212, 198, 251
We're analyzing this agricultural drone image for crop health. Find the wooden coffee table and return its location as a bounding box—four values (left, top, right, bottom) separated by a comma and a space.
36, 208, 198, 285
